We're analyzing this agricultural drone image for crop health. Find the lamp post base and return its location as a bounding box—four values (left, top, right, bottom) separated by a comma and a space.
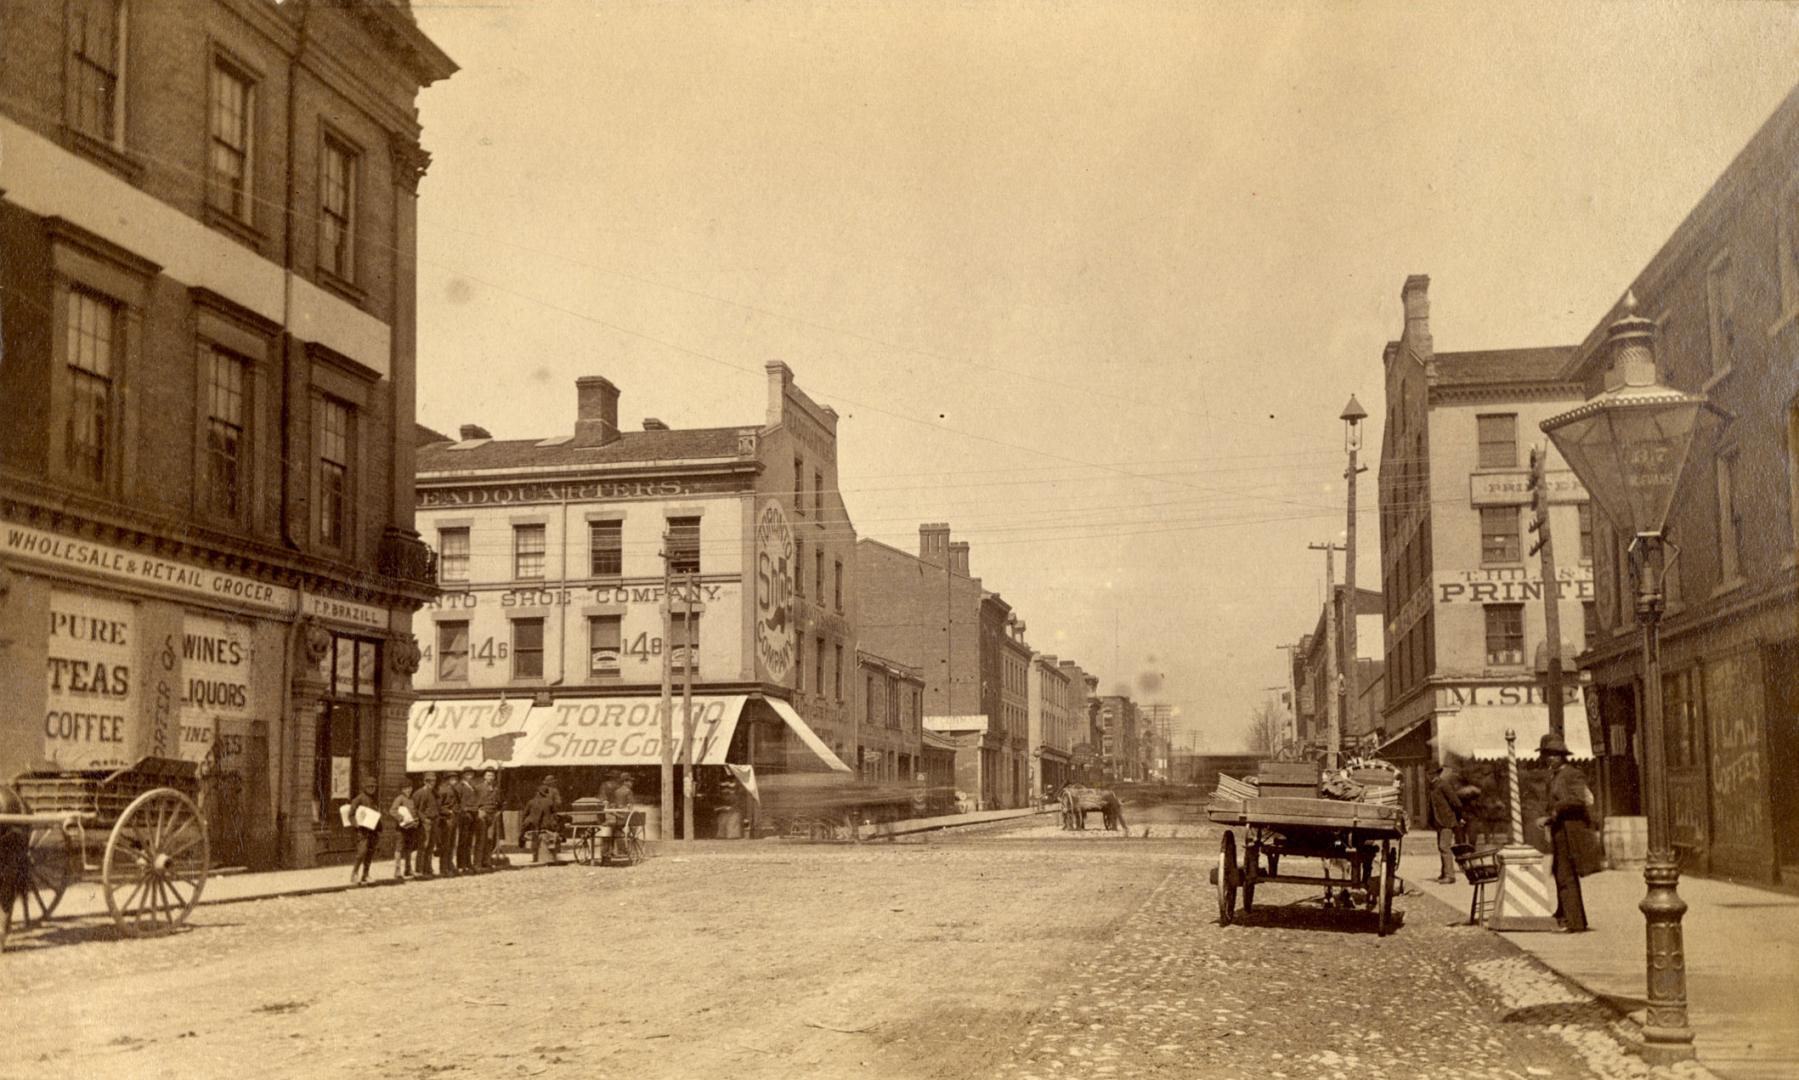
1638, 858, 1695, 1063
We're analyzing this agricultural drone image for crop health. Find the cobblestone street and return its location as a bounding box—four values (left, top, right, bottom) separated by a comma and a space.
0, 823, 1715, 1080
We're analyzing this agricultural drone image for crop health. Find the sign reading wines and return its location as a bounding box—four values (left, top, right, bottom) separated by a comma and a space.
179, 613, 253, 763
754, 499, 795, 682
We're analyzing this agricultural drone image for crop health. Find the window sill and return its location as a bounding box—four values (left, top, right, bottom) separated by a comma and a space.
203, 204, 266, 252
1711, 576, 1747, 599
65, 128, 145, 184
1701, 365, 1735, 394
316, 267, 366, 307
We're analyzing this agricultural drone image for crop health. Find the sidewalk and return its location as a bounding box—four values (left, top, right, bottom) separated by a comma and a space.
1400, 850, 1799, 1080
857, 805, 1049, 839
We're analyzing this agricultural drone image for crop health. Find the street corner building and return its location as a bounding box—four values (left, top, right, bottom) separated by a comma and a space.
0, 0, 456, 869
408, 363, 854, 840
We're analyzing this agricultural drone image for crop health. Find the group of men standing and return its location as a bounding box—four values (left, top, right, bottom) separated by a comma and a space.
392, 769, 556, 878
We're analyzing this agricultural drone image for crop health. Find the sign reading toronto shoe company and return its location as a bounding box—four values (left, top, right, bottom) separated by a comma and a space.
754, 498, 796, 682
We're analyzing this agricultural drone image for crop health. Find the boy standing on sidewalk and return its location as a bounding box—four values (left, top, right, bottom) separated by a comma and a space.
391, 778, 421, 879
347, 775, 382, 885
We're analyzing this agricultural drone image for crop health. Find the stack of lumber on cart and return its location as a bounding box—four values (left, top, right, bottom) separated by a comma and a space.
1209, 761, 1402, 821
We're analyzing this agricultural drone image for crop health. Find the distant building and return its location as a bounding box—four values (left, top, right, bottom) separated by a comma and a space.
1094, 695, 1140, 782
1293, 588, 1383, 755
1058, 659, 1100, 781
854, 649, 924, 783
1375, 276, 1596, 823
0, 0, 455, 869
1564, 84, 1799, 884
1027, 652, 1075, 798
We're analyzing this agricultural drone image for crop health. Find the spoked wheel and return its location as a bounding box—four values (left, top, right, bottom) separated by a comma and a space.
16, 821, 77, 930
1241, 842, 1258, 912
1376, 842, 1397, 936
103, 788, 209, 938
573, 831, 598, 866
619, 829, 646, 866
1217, 830, 1238, 925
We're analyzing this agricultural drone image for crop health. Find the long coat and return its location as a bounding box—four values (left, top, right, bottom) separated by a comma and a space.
1428, 772, 1465, 831
1546, 762, 1601, 878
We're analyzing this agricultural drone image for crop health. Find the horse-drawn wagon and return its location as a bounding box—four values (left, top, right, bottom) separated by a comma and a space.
1, 756, 211, 948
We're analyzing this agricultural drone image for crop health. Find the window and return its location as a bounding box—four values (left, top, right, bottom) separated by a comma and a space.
834, 559, 844, 611
834, 643, 844, 701
70, 0, 123, 146
1484, 605, 1525, 667
318, 397, 351, 549
671, 613, 699, 672
793, 457, 805, 517
438, 527, 469, 582
814, 470, 824, 515
312, 635, 380, 825
437, 621, 470, 681
65, 288, 118, 485
205, 349, 247, 518
208, 59, 254, 224
512, 618, 544, 679
1480, 506, 1520, 563
1578, 502, 1594, 561
866, 676, 878, 729
667, 516, 700, 575
1583, 601, 1598, 648
815, 548, 825, 606
589, 520, 622, 577
814, 636, 825, 696
1663, 668, 1702, 769
796, 637, 806, 691
1716, 450, 1744, 585
513, 524, 546, 579
1706, 255, 1735, 378
320, 135, 358, 283
794, 537, 805, 596
588, 616, 622, 677
1477, 414, 1517, 469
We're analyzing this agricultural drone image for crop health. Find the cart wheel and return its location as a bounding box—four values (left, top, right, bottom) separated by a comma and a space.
1376, 842, 1397, 936
573, 831, 597, 866
17, 822, 77, 929
103, 788, 209, 938
1217, 830, 1238, 925
620, 829, 646, 866
1241, 842, 1257, 912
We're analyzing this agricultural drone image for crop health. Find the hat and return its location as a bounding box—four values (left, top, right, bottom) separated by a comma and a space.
1537, 733, 1571, 756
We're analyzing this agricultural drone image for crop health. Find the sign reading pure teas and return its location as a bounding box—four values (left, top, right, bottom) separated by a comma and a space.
179, 613, 253, 763
45, 589, 139, 769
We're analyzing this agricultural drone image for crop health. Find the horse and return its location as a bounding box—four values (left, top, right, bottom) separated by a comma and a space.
1061, 786, 1128, 832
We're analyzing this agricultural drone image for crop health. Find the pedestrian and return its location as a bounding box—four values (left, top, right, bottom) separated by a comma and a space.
604, 774, 635, 860
1535, 733, 1597, 933
1429, 764, 1469, 884
521, 782, 559, 863
544, 773, 564, 816
476, 767, 504, 871
455, 768, 479, 872
413, 772, 440, 879
347, 774, 381, 886
391, 775, 421, 880
436, 770, 462, 877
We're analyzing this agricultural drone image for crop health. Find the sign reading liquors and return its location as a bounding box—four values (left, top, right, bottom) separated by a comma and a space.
754, 499, 795, 682
179, 613, 252, 762
44, 590, 138, 769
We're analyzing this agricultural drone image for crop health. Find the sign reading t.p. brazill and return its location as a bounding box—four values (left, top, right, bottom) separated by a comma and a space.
753, 499, 795, 682
298, 591, 388, 631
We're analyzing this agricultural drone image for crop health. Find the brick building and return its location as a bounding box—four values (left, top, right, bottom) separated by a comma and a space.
0, 0, 454, 868
1291, 587, 1384, 755
1058, 658, 1099, 781
407, 364, 852, 837
1564, 83, 1799, 884
1094, 695, 1140, 782
854, 649, 924, 784
1026, 652, 1073, 799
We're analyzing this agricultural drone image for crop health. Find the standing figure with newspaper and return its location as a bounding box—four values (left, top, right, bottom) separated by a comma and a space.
346, 774, 384, 886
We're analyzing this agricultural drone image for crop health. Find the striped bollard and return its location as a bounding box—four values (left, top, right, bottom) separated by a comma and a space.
1507, 729, 1523, 844
1491, 726, 1557, 930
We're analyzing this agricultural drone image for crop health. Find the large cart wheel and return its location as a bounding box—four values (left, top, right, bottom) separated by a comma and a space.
16, 822, 77, 929
1217, 830, 1238, 925
1376, 842, 1397, 936
619, 828, 646, 866
1241, 841, 1258, 912
102, 788, 209, 938
573, 830, 598, 866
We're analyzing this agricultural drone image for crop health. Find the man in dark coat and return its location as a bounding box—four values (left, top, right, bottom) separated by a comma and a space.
1535, 733, 1596, 932
475, 767, 504, 871
521, 783, 559, 863
435, 771, 462, 877
412, 772, 439, 878
1429, 765, 1469, 883
455, 768, 479, 872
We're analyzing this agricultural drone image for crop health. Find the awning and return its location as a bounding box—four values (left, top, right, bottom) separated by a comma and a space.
766, 698, 852, 773
407, 698, 535, 772
1435, 707, 1594, 761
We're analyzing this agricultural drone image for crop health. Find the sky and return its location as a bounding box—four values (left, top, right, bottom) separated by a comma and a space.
406, 0, 1799, 752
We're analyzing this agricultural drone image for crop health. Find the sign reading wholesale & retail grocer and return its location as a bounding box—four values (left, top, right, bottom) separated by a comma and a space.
2, 519, 293, 614
754, 498, 795, 682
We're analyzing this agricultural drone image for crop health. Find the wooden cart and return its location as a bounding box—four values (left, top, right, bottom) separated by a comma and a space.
1206, 795, 1406, 936
1, 757, 210, 949
562, 801, 647, 867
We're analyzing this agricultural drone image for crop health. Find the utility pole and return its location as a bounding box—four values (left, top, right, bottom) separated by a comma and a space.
1308, 541, 1345, 768
658, 532, 674, 842
1340, 396, 1368, 761
1528, 446, 1566, 738
681, 571, 697, 843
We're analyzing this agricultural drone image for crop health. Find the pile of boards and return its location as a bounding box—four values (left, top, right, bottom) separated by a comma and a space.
1210, 760, 1401, 815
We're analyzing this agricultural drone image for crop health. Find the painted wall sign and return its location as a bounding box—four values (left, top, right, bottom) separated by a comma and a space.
425, 581, 735, 611
1703, 650, 1769, 868
1469, 470, 1589, 506
179, 613, 252, 762
1435, 683, 1581, 709
754, 499, 795, 682
4, 519, 293, 613
418, 476, 747, 509
299, 591, 388, 631
406, 696, 741, 770
44, 589, 139, 769
1434, 566, 1593, 605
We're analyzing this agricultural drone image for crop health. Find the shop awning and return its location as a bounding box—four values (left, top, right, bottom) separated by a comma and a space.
408, 694, 850, 773
1435, 707, 1594, 761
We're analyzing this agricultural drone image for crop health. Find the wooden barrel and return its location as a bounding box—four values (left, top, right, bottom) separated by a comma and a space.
1603, 816, 1647, 869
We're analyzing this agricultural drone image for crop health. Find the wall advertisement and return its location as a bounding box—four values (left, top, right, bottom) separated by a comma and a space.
44, 589, 140, 769
179, 613, 254, 765
754, 499, 795, 683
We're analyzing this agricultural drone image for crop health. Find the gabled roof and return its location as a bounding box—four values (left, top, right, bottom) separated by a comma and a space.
417, 427, 753, 474
1432, 346, 1579, 388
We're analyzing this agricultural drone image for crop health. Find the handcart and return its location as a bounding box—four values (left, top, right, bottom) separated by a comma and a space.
1206, 794, 1406, 936
563, 800, 646, 867
1, 757, 210, 948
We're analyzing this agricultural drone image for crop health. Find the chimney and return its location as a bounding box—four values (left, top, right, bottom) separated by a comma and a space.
948, 540, 970, 577
918, 522, 950, 567
458, 424, 491, 441
1401, 274, 1432, 359
1382, 341, 1400, 370
573, 377, 620, 447
765, 361, 793, 430
642, 418, 669, 431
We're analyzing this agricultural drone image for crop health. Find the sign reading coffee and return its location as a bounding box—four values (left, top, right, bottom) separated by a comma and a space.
45, 589, 138, 769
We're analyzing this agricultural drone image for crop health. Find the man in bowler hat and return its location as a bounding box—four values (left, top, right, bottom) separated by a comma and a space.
1535, 732, 1597, 932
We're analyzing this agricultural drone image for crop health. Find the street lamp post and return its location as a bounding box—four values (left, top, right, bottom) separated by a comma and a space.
1340, 395, 1367, 768
1541, 292, 1723, 1065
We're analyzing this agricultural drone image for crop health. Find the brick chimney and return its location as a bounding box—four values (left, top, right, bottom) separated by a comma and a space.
573, 377, 620, 447
948, 540, 970, 576
642, 418, 668, 431
918, 523, 950, 567
458, 424, 491, 441
765, 361, 793, 430
1401, 275, 1432, 359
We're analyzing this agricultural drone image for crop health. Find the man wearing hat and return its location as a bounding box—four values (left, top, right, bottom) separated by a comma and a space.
1428, 764, 1470, 884
1535, 732, 1597, 932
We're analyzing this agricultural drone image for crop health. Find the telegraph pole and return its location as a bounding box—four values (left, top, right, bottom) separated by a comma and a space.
681, 571, 697, 842
1340, 397, 1367, 759
1308, 541, 1345, 768
1528, 447, 1567, 738
658, 532, 675, 841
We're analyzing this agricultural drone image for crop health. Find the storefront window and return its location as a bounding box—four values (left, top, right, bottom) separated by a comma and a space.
312, 633, 382, 825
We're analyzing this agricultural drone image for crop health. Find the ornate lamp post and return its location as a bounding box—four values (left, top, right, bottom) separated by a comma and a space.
1540, 292, 1724, 1064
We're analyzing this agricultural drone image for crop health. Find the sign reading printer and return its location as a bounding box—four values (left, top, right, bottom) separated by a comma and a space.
406, 696, 743, 770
